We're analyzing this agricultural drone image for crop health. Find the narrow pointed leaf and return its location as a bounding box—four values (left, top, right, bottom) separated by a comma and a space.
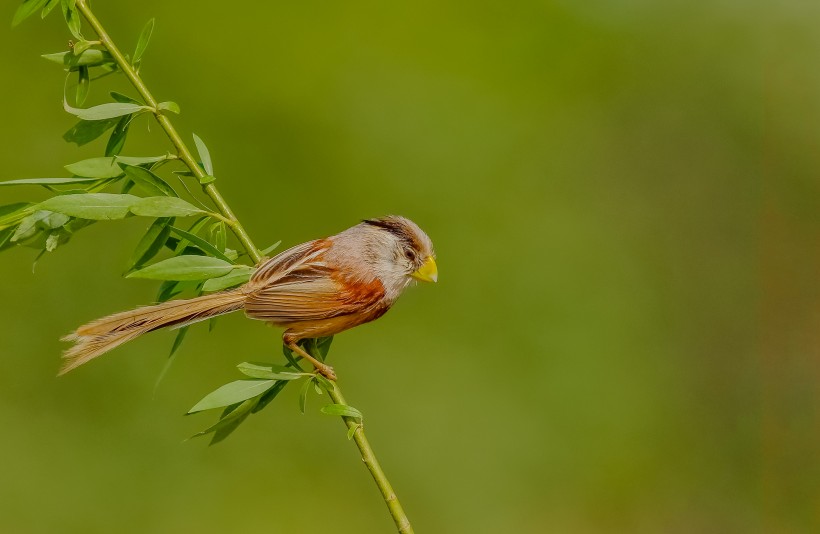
320, 404, 363, 419
76, 66, 89, 106
188, 380, 276, 413
133, 18, 155, 64
128, 217, 172, 269
158, 101, 180, 114
116, 155, 169, 166
42, 0, 60, 18
236, 362, 305, 380
0, 203, 35, 231
110, 92, 142, 105
64, 99, 148, 121
192, 133, 213, 175
260, 240, 282, 256
0, 177, 100, 187
61, 0, 82, 39
63, 118, 119, 146
121, 165, 175, 196
130, 197, 203, 218
65, 157, 124, 178
38, 193, 139, 220
299, 377, 314, 414
201, 266, 253, 292
105, 115, 131, 156
127, 255, 236, 281
71, 40, 93, 55
154, 326, 188, 392
13, 0, 49, 27
169, 226, 233, 262
190, 398, 255, 440
42, 49, 111, 67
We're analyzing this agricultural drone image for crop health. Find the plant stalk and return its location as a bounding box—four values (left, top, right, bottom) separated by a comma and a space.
74, 0, 262, 264
72, 3, 413, 532
326, 383, 415, 534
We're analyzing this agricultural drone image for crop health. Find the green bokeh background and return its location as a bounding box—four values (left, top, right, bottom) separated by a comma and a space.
1, 2, 817, 533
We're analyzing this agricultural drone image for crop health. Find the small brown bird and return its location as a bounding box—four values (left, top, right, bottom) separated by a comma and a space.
60, 216, 437, 379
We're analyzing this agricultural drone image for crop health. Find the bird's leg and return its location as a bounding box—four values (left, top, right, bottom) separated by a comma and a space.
286, 341, 337, 381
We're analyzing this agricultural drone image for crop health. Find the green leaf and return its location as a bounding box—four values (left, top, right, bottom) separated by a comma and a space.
110, 92, 142, 105
282, 344, 304, 370
11, 210, 69, 242
76, 66, 89, 106
155, 280, 183, 302
13, 0, 49, 27
192, 133, 214, 176
260, 240, 282, 256
116, 155, 168, 166
130, 197, 203, 218
121, 165, 175, 196
63, 117, 119, 146
0, 177, 100, 187
0, 203, 34, 228
313, 374, 335, 393
0, 227, 15, 252
314, 336, 334, 361
188, 379, 276, 413
41, 0, 60, 18
201, 266, 253, 292
157, 101, 180, 114
154, 326, 188, 392
38, 193, 139, 220
61, 0, 81, 39
210, 222, 227, 252
320, 404, 363, 420
42, 49, 111, 68
128, 217, 173, 270
133, 18, 155, 64
64, 99, 149, 121
190, 398, 257, 444
299, 377, 314, 414
65, 157, 124, 178
236, 362, 305, 381
105, 115, 131, 157
71, 40, 93, 55
127, 255, 236, 281
347, 423, 360, 440
174, 216, 209, 254
251, 380, 289, 414
169, 226, 233, 262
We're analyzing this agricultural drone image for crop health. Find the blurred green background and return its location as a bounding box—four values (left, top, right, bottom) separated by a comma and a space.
1, 1, 816, 533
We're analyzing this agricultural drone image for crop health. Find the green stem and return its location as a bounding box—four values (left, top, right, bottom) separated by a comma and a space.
326, 383, 414, 534
74, 0, 262, 265
72, 3, 413, 532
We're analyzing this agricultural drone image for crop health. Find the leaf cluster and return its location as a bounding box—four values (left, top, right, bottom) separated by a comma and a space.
188, 337, 363, 445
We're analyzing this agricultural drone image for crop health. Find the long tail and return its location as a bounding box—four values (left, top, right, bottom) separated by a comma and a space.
60, 289, 247, 375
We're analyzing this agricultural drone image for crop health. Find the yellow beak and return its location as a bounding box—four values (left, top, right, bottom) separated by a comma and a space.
411, 256, 438, 283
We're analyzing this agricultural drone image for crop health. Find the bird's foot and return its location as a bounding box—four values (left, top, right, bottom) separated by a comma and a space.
316, 363, 337, 381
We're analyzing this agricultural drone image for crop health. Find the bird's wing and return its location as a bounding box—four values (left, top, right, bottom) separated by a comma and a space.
251, 239, 331, 284
246, 240, 385, 323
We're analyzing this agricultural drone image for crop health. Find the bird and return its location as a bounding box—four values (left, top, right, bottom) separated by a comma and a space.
59, 216, 437, 380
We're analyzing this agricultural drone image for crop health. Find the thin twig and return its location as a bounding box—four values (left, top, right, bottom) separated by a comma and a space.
326, 382, 415, 534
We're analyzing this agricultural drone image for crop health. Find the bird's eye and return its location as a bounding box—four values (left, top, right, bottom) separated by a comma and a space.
404, 249, 416, 261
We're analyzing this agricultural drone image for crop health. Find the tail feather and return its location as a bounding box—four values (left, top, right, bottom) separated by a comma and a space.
60, 289, 247, 375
